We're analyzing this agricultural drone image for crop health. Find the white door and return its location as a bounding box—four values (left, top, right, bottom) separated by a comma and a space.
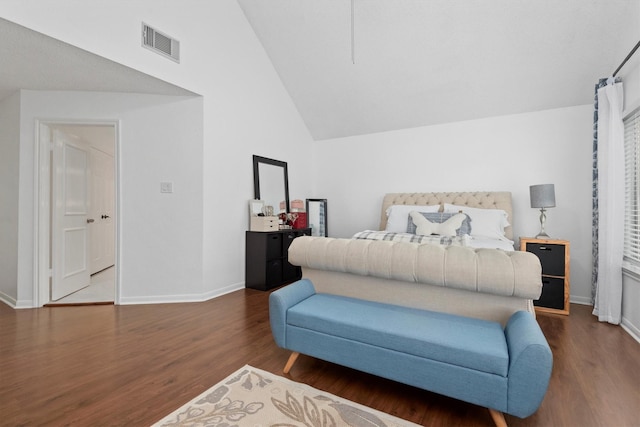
89, 147, 115, 274
51, 130, 91, 300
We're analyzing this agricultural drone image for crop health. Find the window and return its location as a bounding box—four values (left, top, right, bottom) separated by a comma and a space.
624, 107, 640, 264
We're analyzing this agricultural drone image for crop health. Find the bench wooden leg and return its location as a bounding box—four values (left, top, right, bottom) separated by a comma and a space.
488, 409, 507, 427
283, 352, 300, 374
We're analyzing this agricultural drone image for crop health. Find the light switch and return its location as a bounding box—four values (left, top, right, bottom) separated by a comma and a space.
160, 182, 173, 193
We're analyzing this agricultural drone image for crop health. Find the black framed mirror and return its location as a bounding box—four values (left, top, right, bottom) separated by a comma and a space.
253, 155, 290, 215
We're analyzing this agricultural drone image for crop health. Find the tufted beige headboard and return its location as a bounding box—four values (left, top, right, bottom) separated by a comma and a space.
379, 192, 513, 240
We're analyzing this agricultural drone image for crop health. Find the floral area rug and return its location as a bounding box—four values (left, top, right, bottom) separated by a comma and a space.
152, 365, 420, 427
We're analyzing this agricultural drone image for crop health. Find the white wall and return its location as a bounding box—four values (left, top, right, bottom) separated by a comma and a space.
313, 105, 594, 304
0, 92, 21, 305
1, 0, 314, 306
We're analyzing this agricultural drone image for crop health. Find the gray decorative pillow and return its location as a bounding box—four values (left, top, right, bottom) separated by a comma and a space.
407, 212, 472, 236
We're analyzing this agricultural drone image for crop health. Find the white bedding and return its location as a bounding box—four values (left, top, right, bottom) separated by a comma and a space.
465, 236, 515, 251
352, 230, 514, 251
352, 230, 470, 246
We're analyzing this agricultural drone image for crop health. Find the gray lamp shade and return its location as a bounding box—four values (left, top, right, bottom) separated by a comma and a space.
530, 184, 556, 208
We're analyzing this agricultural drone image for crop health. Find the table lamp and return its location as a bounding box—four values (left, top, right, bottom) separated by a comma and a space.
530, 184, 555, 239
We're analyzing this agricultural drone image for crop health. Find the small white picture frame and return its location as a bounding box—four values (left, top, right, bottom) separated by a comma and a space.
249, 199, 264, 217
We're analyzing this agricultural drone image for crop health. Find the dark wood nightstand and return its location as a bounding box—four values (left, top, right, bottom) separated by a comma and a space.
520, 237, 570, 315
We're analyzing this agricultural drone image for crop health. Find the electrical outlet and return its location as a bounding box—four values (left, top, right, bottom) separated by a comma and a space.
160, 182, 173, 193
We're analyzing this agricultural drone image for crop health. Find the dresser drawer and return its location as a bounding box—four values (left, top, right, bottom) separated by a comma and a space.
265, 259, 283, 285
266, 233, 283, 260
526, 243, 565, 276
250, 216, 279, 232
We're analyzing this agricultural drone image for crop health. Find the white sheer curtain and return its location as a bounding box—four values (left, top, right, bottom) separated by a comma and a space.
593, 78, 624, 324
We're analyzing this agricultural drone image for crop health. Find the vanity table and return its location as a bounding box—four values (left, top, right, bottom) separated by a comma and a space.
248, 155, 310, 290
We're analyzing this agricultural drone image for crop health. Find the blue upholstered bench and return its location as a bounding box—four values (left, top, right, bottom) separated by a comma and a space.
269, 279, 552, 427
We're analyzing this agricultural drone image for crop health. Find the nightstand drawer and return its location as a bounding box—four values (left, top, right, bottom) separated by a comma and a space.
535, 277, 565, 310
526, 243, 565, 276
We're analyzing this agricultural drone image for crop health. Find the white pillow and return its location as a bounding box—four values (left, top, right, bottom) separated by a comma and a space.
385, 204, 440, 232
409, 211, 466, 237
443, 203, 510, 241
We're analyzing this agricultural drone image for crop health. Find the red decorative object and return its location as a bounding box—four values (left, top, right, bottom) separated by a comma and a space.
292, 211, 307, 229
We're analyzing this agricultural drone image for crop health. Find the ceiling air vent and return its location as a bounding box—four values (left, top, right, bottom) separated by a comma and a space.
142, 23, 180, 63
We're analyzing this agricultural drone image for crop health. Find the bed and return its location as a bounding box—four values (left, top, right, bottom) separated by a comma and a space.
287, 192, 542, 325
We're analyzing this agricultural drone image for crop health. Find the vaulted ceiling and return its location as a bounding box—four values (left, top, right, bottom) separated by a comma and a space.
237, 0, 640, 140
1, 2, 638, 142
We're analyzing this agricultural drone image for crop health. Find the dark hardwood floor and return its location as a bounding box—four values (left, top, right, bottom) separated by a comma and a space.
1, 288, 639, 426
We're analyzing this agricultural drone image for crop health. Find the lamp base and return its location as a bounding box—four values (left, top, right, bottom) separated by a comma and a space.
536, 208, 551, 240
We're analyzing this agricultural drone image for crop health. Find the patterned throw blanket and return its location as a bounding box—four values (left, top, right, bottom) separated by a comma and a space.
352, 230, 470, 246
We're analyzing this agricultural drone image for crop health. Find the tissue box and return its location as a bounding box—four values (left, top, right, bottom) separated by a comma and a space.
250, 216, 279, 231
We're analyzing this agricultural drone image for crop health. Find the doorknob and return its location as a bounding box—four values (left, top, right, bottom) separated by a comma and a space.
101, 215, 111, 219
87, 218, 95, 223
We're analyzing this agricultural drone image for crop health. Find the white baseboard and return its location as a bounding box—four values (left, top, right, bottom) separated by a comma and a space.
1, 283, 248, 308
621, 318, 640, 344
117, 282, 245, 305
0, 292, 17, 308
0, 291, 33, 309
570, 295, 640, 344
569, 295, 592, 306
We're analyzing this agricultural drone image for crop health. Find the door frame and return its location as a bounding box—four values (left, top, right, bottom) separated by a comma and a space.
34, 119, 120, 307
